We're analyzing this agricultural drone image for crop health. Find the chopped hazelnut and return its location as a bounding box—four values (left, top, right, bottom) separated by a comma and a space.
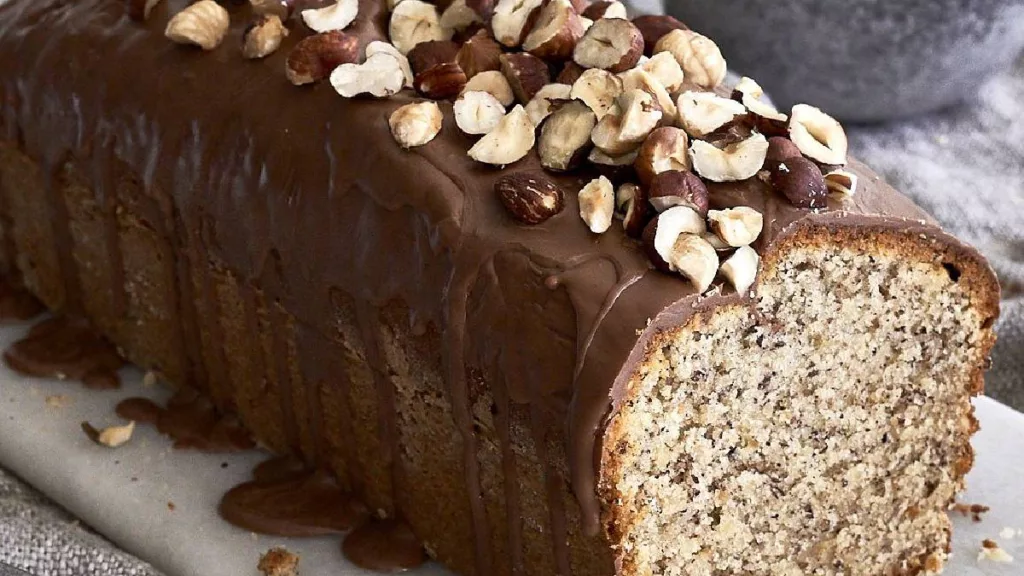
648, 169, 708, 215
789, 104, 848, 165
720, 245, 759, 295
462, 70, 515, 107
539, 100, 596, 171
707, 206, 763, 247
390, 0, 452, 55
573, 18, 644, 73
301, 0, 359, 33
571, 68, 623, 119
242, 14, 289, 60
455, 91, 506, 134
468, 105, 536, 165
525, 82, 572, 125
389, 101, 444, 148
165, 0, 230, 51
653, 29, 726, 89
634, 126, 691, 186
690, 133, 768, 183
578, 176, 616, 233
500, 52, 552, 103
491, 0, 544, 47
286, 31, 360, 86
675, 91, 746, 138
522, 0, 584, 60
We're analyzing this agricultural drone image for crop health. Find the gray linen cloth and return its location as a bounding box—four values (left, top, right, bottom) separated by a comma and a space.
0, 45, 1021, 576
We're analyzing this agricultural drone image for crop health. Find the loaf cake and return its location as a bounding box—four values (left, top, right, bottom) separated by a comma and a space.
0, 0, 1000, 574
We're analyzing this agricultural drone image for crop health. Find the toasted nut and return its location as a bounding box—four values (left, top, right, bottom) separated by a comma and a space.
578, 176, 615, 233
631, 14, 687, 56
642, 207, 716, 289
415, 62, 467, 98
496, 172, 565, 224
731, 77, 788, 136
703, 231, 731, 251
457, 31, 503, 78
579, 16, 595, 33
720, 245, 758, 294
287, 31, 360, 85
637, 51, 683, 93
634, 126, 690, 186
455, 91, 506, 134
127, 0, 164, 22
675, 91, 746, 138
704, 121, 753, 148
407, 40, 459, 74
789, 104, 848, 165
390, 0, 452, 55
654, 29, 726, 89
440, 0, 484, 33
250, 0, 296, 19
573, 18, 643, 73
468, 105, 535, 165
242, 15, 289, 59
589, 147, 636, 166
330, 52, 407, 96
615, 182, 648, 237
539, 100, 596, 171
95, 421, 136, 448
492, 0, 544, 47
522, 0, 584, 60
554, 62, 584, 85
302, 0, 358, 32
619, 67, 676, 122
824, 169, 858, 196
366, 41, 414, 88
764, 136, 802, 172
258, 547, 300, 576
462, 70, 515, 107
770, 156, 828, 208
690, 133, 768, 182
571, 68, 622, 119
165, 0, 229, 50
708, 206, 762, 247
616, 88, 662, 141
732, 76, 763, 99
499, 53, 552, 104
389, 102, 444, 148
648, 170, 708, 215
582, 0, 627, 20
525, 83, 572, 125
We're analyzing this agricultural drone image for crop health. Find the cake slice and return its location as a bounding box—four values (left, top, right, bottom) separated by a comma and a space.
0, 0, 999, 575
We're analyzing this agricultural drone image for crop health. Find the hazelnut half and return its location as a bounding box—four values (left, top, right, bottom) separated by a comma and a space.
330, 52, 407, 97
389, 101, 444, 148
390, 0, 452, 55
578, 175, 616, 233
789, 104, 848, 166
496, 172, 565, 224
242, 14, 289, 59
720, 245, 759, 295
491, 0, 544, 47
287, 31, 360, 86
457, 31, 503, 78
634, 126, 690, 186
525, 82, 572, 125
522, 0, 584, 60
500, 52, 552, 103
588, 147, 637, 166
582, 1, 627, 20
165, 0, 230, 50
653, 29, 726, 89
619, 67, 677, 123
366, 41, 414, 88
415, 62, 468, 98
573, 18, 643, 73
615, 182, 649, 237
642, 207, 717, 291
824, 169, 858, 196
571, 68, 623, 119
732, 77, 788, 136
539, 100, 596, 171
638, 51, 684, 93
675, 91, 747, 138
707, 206, 763, 247
690, 133, 769, 182
95, 421, 136, 448
770, 156, 828, 208
648, 170, 708, 215
468, 105, 536, 165
462, 70, 515, 107
455, 91, 506, 134
631, 14, 687, 56
301, 0, 359, 33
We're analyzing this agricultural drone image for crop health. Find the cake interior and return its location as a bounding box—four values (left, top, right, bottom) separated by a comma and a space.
602, 233, 991, 576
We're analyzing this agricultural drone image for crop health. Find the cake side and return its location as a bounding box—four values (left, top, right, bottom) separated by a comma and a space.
600, 222, 999, 576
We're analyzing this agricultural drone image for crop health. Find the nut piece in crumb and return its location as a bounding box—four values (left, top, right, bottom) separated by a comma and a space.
83, 420, 136, 448
331, 52, 407, 96
390, 0, 452, 55
525, 82, 572, 125
287, 31, 360, 86
573, 18, 643, 72
259, 546, 300, 576
366, 41, 414, 88
440, 0, 484, 34
978, 539, 1014, 563
468, 105, 535, 165
495, 172, 565, 224
824, 169, 858, 196
631, 14, 687, 56
789, 104, 848, 165
522, 0, 584, 60
462, 70, 515, 107
389, 101, 443, 148
127, 0, 164, 22
770, 156, 828, 208
676, 91, 746, 138
165, 0, 230, 51
582, 1, 628, 20
491, 0, 544, 47
720, 245, 759, 294
302, 0, 358, 33
615, 182, 648, 237
648, 169, 708, 215
539, 100, 596, 171
690, 133, 768, 182
637, 51, 684, 93
242, 15, 289, 59
641, 205, 705, 272
654, 29, 726, 89
764, 135, 802, 172
571, 68, 623, 119
708, 206, 763, 247
635, 126, 690, 186
578, 176, 616, 233
500, 52, 552, 104
457, 31, 503, 78
455, 91, 506, 135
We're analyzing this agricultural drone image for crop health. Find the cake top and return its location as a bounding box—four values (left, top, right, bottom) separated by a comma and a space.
0, 0, 972, 536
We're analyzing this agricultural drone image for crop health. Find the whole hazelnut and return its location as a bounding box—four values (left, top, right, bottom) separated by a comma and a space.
648, 170, 709, 216
770, 156, 828, 209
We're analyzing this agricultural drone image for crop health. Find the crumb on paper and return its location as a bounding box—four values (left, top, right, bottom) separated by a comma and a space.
167, 501, 176, 511
978, 539, 1014, 564
258, 546, 300, 576
45, 394, 70, 408
82, 420, 136, 447
1000, 527, 1022, 540
951, 502, 990, 522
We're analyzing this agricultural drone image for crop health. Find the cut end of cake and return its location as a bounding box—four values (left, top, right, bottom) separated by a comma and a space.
600, 224, 998, 576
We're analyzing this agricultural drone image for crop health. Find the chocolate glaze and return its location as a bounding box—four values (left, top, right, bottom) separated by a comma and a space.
0, 0, 997, 570
343, 518, 429, 572
116, 389, 255, 452
3, 316, 124, 388
0, 277, 45, 321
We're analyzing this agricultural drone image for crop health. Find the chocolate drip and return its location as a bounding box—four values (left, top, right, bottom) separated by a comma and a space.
532, 405, 573, 575
116, 389, 255, 451
0, 277, 44, 321
270, 303, 301, 453
493, 369, 526, 576
4, 316, 123, 387
93, 141, 127, 319
342, 518, 428, 573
